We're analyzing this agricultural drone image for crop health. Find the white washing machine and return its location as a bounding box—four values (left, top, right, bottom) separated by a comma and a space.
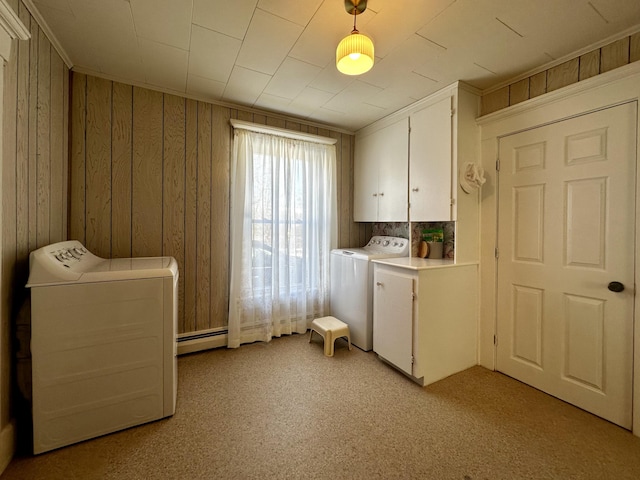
26, 240, 178, 454
330, 236, 409, 351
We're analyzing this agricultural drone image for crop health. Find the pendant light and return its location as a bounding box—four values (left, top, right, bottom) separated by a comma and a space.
336, 0, 374, 76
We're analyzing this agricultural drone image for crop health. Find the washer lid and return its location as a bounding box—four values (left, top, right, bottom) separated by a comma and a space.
26, 240, 178, 287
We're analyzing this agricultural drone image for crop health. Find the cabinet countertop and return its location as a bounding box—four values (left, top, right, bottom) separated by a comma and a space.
372, 257, 478, 271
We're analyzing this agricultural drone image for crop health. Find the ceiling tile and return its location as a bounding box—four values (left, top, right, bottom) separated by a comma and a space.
187, 74, 227, 101
362, 34, 445, 89
254, 92, 292, 112
308, 65, 356, 95
323, 81, 383, 114
139, 38, 188, 91
188, 25, 242, 83
222, 66, 271, 106
263, 57, 322, 99
29, 0, 640, 132
192, 0, 257, 40
130, 0, 193, 50
257, 0, 323, 26
366, 0, 456, 58
235, 9, 304, 75
32, 0, 73, 15
288, 87, 335, 113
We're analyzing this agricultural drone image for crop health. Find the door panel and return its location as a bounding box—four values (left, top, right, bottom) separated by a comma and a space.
373, 268, 413, 375
497, 102, 637, 428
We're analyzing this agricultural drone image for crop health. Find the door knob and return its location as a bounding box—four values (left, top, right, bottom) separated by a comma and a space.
608, 281, 625, 293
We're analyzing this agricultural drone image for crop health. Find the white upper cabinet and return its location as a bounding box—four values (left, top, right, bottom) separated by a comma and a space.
354, 117, 409, 222
409, 97, 453, 221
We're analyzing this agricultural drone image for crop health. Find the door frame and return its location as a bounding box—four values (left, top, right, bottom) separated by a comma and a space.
477, 62, 640, 436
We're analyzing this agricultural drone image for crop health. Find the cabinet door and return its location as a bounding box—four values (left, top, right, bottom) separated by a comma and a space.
377, 117, 409, 221
354, 129, 379, 221
354, 117, 409, 222
373, 268, 414, 375
409, 96, 453, 221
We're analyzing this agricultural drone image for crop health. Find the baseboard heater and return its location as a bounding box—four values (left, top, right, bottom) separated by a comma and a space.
177, 328, 228, 355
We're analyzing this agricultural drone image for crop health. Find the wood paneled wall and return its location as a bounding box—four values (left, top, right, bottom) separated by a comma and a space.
481, 32, 640, 115
2, 0, 69, 441
69, 73, 369, 335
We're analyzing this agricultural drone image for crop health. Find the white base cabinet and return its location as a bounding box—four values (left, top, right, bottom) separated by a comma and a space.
373, 261, 478, 386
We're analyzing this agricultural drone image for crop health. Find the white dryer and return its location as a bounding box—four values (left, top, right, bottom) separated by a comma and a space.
26, 240, 178, 454
330, 236, 409, 351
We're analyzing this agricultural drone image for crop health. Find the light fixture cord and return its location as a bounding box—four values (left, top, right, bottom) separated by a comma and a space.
352, 10, 358, 33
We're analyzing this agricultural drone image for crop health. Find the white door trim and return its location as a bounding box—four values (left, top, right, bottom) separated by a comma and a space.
478, 62, 640, 436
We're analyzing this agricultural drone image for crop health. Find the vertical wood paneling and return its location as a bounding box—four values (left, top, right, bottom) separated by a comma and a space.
631, 32, 640, 63
0, 10, 17, 434
111, 82, 133, 258
28, 21, 39, 251
579, 50, 600, 80
132, 87, 163, 256
196, 103, 212, 331
509, 78, 529, 105
184, 99, 198, 333
601, 37, 630, 73
85, 76, 112, 257
481, 32, 638, 115
163, 94, 186, 331
62, 64, 69, 239
36, 28, 51, 248
69, 76, 358, 335
2, 17, 18, 351
335, 131, 350, 248
211, 105, 230, 328
16, 2, 30, 265
69, 73, 87, 243
4, 1, 70, 439
529, 71, 547, 98
481, 86, 509, 116
49, 51, 64, 243
267, 116, 286, 129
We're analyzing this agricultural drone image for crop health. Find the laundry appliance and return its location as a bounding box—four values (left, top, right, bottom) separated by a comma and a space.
330, 236, 409, 351
26, 240, 178, 454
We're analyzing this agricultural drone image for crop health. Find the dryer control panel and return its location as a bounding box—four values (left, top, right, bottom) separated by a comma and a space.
26, 240, 104, 286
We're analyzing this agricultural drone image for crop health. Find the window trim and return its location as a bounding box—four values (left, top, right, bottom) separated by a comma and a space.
230, 119, 338, 145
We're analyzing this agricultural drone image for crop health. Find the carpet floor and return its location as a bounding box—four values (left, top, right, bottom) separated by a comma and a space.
2, 332, 640, 479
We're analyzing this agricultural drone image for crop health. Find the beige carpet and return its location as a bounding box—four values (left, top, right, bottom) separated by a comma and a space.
2, 332, 640, 479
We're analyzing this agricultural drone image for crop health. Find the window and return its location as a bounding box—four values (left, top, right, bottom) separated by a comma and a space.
228, 123, 337, 348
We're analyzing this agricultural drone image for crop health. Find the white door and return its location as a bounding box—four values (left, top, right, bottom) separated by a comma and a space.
373, 267, 414, 375
496, 102, 637, 428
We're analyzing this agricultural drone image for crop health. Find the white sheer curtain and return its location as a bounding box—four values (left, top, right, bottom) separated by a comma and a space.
228, 127, 337, 348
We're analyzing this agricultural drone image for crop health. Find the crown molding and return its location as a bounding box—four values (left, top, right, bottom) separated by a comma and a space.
476, 61, 640, 125
481, 24, 640, 96
0, 0, 28, 61
21, 0, 73, 68
0, 0, 29, 40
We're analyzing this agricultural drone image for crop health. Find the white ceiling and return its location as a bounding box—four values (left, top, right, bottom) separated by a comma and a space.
29, 0, 640, 131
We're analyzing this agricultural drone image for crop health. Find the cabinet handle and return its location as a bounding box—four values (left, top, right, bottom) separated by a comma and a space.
412, 187, 419, 192
376, 282, 383, 287
379, 192, 384, 196
372, 193, 377, 197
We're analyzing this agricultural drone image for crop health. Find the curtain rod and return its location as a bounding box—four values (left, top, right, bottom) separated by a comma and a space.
229, 119, 338, 145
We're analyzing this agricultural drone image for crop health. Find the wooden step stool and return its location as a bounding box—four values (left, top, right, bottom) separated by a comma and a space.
309, 316, 352, 357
